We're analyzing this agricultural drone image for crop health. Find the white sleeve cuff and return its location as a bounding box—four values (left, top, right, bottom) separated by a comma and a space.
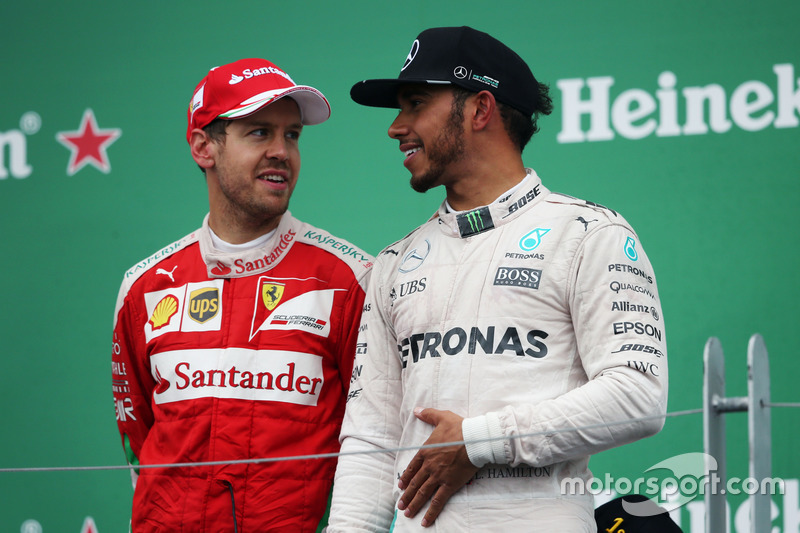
462, 413, 506, 467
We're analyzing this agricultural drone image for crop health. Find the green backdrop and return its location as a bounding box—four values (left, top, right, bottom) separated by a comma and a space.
1, 1, 798, 531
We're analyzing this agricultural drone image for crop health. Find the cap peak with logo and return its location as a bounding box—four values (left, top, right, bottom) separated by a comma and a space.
187, 58, 331, 142
350, 26, 542, 117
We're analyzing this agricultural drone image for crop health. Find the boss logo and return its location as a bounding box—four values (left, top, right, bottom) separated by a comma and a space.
493, 267, 542, 289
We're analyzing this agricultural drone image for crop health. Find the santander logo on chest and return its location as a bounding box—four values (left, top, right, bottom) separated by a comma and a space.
151, 347, 325, 406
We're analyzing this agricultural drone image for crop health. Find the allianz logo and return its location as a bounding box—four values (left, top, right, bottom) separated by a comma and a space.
0, 111, 40, 179
557, 63, 799, 142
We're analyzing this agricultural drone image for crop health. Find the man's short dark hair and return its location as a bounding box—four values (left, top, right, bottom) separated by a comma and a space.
451, 84, 552, 152
203, 119, 229, 143
499, 81, 552, 152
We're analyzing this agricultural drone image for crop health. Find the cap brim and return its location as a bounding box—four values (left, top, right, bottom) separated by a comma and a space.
350, 78, 452, 108
287, 87, 332, 125
222, 86, 331, 125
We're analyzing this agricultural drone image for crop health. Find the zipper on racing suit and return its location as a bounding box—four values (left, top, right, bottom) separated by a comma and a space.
223, 480, 239, 533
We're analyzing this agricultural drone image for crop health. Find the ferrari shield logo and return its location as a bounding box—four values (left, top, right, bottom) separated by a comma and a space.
262, 283, 285, 311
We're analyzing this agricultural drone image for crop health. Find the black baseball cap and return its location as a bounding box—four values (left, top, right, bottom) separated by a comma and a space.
351, 26, 544, 117
594, 495, 684, 532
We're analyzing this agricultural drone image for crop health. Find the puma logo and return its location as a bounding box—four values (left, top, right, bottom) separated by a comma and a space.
576, 216, 598, 232
156, 266, 178, 282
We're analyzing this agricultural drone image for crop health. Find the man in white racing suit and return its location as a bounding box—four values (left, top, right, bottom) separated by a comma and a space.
327, 26, 668, 532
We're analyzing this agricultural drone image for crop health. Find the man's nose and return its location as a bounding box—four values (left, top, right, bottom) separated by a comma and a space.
388, 113, 409, 139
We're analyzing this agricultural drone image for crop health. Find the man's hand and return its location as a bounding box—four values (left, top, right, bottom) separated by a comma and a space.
397, 408, 480, 528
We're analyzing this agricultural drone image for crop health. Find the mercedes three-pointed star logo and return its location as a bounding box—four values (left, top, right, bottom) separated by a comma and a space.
402, 40, 420, 71
398, 239, 431, 273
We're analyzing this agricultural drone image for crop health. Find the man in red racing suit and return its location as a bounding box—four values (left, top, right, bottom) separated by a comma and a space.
112, 58, 372, 532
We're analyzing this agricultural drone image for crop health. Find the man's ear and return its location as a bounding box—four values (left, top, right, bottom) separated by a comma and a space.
189, 128, 216, 170
470, 90, 497, 131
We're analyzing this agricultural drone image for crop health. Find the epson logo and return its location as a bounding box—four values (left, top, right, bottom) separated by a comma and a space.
612, 321, 662, 342
494, 267, 542, 289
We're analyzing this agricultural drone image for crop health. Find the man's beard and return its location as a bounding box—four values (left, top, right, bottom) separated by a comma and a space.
216, 158, 292, 227
410, 105, 466, 193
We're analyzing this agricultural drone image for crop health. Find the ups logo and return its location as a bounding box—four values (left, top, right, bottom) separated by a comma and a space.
188, 287, 220, 323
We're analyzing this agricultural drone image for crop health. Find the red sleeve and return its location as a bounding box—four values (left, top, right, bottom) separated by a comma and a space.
112, 283, 155, 473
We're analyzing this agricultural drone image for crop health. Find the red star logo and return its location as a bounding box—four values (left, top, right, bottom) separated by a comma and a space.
56, 109, 121, 176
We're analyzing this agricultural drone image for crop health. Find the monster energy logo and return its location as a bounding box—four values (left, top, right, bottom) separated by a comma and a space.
466, 211, 483, 231
457, 207, 495, 237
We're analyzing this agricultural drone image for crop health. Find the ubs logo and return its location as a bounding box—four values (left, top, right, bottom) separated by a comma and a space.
392, 278, 427, 303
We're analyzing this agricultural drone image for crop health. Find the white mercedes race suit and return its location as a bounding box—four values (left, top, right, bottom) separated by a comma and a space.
328, 170, 667, 532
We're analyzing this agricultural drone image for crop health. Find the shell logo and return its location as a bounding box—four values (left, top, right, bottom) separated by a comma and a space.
149, 295, 179, 330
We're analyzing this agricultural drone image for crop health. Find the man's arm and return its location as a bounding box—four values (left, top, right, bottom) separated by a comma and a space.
334, 273, 369, 396
112, 280, 155, 487
327, 259, 404, 532
464, 223, 668, 469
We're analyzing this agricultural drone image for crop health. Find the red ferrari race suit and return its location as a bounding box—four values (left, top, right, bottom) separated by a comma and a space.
328, 170, 668, 532
112, 212, 372, 532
